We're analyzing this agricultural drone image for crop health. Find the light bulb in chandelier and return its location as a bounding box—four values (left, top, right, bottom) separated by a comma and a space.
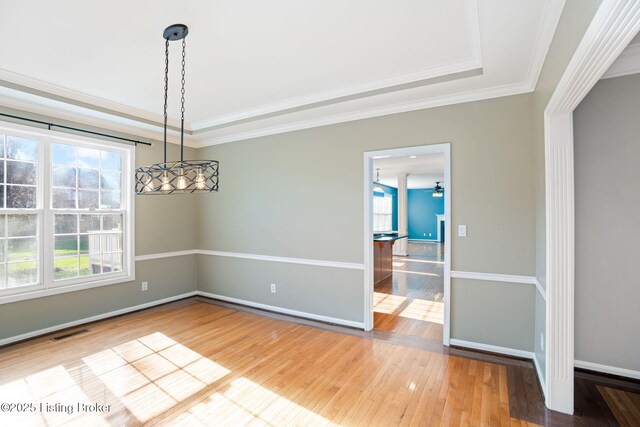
195, 167, 206, 190
177, 171, 188, 190
161, 172, 172, 192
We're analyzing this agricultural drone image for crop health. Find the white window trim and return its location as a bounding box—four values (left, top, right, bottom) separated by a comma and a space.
0, 122, 135, 305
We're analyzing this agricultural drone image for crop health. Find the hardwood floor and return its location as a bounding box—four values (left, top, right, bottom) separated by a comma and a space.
0, 299, 533, 426
0, 298, 638, 426
374, 241, 444, 341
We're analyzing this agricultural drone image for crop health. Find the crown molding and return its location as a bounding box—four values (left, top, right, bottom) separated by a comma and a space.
191, 59, 483, 132
601, 42, 640, 79
0, 92, 200, 148
195, 81, 532, 147
0, 68, 180, 129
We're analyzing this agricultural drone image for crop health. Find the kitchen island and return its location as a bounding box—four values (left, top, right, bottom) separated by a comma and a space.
373, 233, 409, 283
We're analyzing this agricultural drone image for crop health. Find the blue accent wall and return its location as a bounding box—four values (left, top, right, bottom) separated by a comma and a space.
407, 188, 444, 240
373, 183, 398, 231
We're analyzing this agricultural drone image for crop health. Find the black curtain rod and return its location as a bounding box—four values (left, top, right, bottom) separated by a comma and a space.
0, 112, 152, 146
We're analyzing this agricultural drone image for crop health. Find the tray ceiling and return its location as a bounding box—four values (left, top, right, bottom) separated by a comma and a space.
0, 0, 564, 147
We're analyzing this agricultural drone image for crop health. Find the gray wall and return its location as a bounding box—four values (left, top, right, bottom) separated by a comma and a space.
197, 93, 537, 351
0, 105, 199, 341
574, 74, 640, 372
531, 0, 603, 376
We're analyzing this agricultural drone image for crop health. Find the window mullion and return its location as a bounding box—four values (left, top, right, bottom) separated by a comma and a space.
42, 139, 53, 289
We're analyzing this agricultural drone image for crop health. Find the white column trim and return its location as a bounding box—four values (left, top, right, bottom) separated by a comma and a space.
543, 0, 640, 414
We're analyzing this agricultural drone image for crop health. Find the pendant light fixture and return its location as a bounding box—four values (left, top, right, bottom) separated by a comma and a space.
135, 24, 219, 195
433, 181, 444, 198
372, 168, 384, 194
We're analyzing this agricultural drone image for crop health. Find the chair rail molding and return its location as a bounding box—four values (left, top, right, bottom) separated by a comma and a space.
543, 0, 640, 414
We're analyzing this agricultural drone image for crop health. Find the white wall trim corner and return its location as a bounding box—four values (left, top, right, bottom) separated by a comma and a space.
534, 277, 547, 301
534, 354, 547, 396
574, 360, 640, 380
196, 291, 365, 329
543, 0, 640, 414
0, 291, 198, 347
449, 339, 534, 360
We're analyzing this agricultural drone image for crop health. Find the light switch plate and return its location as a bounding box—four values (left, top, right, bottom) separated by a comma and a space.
458, 225, 467, 237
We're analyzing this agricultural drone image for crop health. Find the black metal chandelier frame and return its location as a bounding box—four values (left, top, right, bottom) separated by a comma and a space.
135, 24, 219, 195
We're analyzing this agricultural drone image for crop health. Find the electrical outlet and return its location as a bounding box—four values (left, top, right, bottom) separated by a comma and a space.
270, 283, 276, 293
141, 281, 148, 291
540, 332, 544, 351
458, 225, 467, 237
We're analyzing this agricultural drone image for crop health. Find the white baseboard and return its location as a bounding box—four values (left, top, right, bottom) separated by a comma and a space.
449, 338, 535, 360
0, 291, 198, 347
534, 354, 547, 396
575, 360, 640, 380
197, 291, 365, 329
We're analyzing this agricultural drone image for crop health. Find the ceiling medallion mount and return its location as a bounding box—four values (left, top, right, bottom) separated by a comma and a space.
163, 24, 188, 41
136, 24, 219, 195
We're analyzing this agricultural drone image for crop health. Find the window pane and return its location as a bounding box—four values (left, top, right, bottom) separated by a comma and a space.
101, 191, 120, 209
79, 214, 100, 233
0, 264, 5, 290
8, 238, 37, 261
54, 257, 78, 280
78, 169, 99, 189
6, 161, 36, 185
101, 234, 122, 253
7, 136, 38, 161
0, 239, 4, 262
7, 215, 37, 237
52, 188, 76, 209
79, 255, 94, 276
54, 214, 78, 234
0, 214, 4, 236
8, 261, 37, 287
55, 236, 78, 256
80, 235, 100, 254
101, 151, 121, 171
6, 186, 36, 209
103, 214, 123, 232
0, 162, 4, 184
78, 190, 99, 209
101, 253, 122, 273
78, 147, 100, 169
52, 166, 77, 188
0, 136, 4, 158
0, 185, 4, 209
100, 171, 120, 190
52, 143, 76, 166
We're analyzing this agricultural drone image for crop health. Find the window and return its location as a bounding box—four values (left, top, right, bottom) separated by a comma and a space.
373, 194, 393, 232
0, 124, 134, 304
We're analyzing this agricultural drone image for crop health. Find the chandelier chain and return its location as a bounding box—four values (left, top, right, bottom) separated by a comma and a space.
180, 38, 186, 161
163, 38, 169, 164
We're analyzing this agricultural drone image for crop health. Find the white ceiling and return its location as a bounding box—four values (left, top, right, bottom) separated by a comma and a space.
374, 154, 444, 189
0, 0, 564, 147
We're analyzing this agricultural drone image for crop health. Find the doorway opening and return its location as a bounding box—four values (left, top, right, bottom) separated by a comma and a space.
363, 144, 451, 345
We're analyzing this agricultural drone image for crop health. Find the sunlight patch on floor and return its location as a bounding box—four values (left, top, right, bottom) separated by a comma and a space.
399, 299, 444, 324
393, 269, 440, 277
82, 332, 230, 423
373, 292, 407, 314
175, 377, 337, 426
399, 258, 445, 265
